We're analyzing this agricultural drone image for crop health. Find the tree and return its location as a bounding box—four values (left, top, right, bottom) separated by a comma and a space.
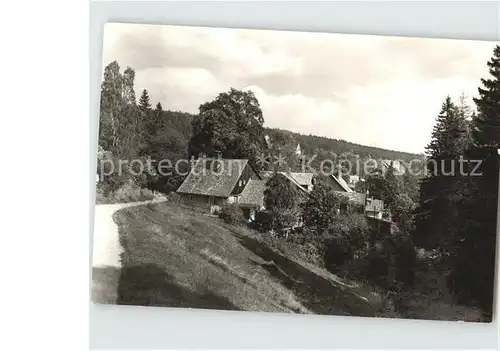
390, 193, 416, 234
301, 182, 344, 231
413, 96, 471, 250
261, 172, 300, 233
122, 67, 137, 105
99, 61, 123, 151
425, 96, 470, 163
188, 88, 266, 170
384, 161, 403, 210
139, 89, 152, 111
448, 45, 500, 318
98, 62, 150, 192
264, 173, 298, 211
155, 102, 163, 113
401, 170, 420, 204
472, 45, 500, 148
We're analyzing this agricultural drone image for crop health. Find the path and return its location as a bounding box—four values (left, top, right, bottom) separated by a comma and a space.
91, 197, 167, 304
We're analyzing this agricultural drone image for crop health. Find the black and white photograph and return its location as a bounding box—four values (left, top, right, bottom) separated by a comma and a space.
91, 23, 499, 322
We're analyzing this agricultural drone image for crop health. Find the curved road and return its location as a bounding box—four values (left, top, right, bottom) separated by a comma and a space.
91, 198, 166, 304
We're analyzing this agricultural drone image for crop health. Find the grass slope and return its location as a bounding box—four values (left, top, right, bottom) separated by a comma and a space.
113, 202, 376, 316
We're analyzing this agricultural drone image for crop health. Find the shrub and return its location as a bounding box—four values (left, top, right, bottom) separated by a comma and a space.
301, 183, 346, 230
324, 234, 353, 273
366, 247, 392, 289
393, 235, 417, 287
252, 210, 273, 232
96, 179, 155, 204
218, 203, 246, 225
326, 214, 370, 255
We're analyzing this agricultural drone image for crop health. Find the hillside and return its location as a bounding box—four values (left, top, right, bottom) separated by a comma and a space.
112, 201, 378, 316
265, 127, 421, 162
159, 110, 421, 164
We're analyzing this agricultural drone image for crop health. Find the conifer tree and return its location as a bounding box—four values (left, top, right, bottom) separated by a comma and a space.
472, 45, 500, 147
139, 89, 152, 111
155, 102, 162, 113
414, 97, 471, 250
449, 45, 500, 318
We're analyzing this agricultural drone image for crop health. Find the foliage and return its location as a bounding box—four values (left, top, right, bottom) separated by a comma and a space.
413, 46, 500, 317
324, 213, 370, 259
401, 170, 420, 203
301, 182, 345, 231
218, 203, 246, 225
264, 172, 299, 210
265, 127, 420, 167
390, 193, 417, 234
251, 210, 274, 232
188, 88, 266, 170
261, 172, 301, 233
414, 96, 472, 250
472, 45, 500, 148
392, 235, 417, 287
139, 89, 152, 111
96, 179, 155, 204
449, 147, 499, 316
451, 48, 500, 314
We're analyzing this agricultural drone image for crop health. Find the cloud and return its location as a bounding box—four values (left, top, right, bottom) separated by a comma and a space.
102, 23, 497, 153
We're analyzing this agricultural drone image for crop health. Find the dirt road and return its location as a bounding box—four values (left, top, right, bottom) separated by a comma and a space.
91, 198, 166, 304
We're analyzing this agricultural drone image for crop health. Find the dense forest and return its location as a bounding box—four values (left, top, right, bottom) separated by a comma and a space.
97, 44, 500, 321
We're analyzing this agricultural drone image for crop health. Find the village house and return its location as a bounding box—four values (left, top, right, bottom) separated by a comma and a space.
176, 158, 264, 216
343, 174, 361, 190
324, 173, 385, 219
176, 158, 311, 220
260, 171, 315, 192
176, 157, 384, 227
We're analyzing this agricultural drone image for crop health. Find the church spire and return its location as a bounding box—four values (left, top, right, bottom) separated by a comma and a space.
295, 143, 302, 156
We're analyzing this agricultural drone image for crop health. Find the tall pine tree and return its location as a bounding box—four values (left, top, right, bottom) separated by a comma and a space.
139, 89, 152, 111
448, 45, 500, 319
414, 96, 471, 251
155, 102, 162, 113
472, 45, 500, 147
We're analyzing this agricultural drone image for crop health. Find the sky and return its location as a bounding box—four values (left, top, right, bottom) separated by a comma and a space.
102, 23, 497, 154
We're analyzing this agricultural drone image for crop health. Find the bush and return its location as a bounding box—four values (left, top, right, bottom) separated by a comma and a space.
326, 214, 370, 254
218, 204, 246, 225
252, 209, 298, 235
366, 247, 392, 289
393, 235, 417, 287
96, 179, 155, 204
324, 235, 353, 273
251, 210, 273, 232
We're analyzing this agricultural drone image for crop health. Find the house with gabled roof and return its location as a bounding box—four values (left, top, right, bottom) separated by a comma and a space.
176, 158, 312, 220
176, 158, 263, 216
323, 173, 385, 219
325, 173, 353, 193
260, 171, 315, 192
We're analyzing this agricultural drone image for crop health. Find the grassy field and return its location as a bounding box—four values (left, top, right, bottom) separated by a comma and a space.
112, 202, 378, 316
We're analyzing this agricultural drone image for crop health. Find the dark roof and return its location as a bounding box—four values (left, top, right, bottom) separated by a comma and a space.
239, 179, 267, 207
176, 159, 250, 197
